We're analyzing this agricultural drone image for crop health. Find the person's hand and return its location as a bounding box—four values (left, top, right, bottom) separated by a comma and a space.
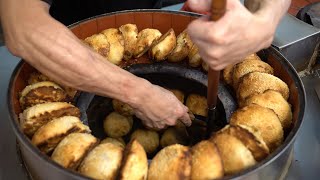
128, 81, 191, 130
186, 0, 277, 70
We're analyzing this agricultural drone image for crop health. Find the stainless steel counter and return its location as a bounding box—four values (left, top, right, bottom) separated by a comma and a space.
286, 74, 320, 179
1, 6, 320, 180
0, 47, 28, 180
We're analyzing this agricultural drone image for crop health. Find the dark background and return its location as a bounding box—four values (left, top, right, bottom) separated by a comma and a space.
50, 0, 185, 25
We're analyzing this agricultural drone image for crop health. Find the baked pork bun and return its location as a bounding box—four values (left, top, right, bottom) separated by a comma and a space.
20, 102, 80, 137
237, 72, 289, 104
222, 53, 271, 88
230, 104, 284, 151
112, 99, 134, 117
219, 125, 269, 161
101, 28, 125, 65
78, 143, 123, 180
210, 131, 256, 175
149, 28, 176, 61
244, 53, 261, 61
19, 81, 68, 109
191, 140, 224, 180
134, 28, 162, 58
167, 30, 193, 63
84, 33, 110, 59
51, 133, 98, 170
223, 64, 235, 86
119, 24, 138, 60
118, 139, 148, 180
167, 89, 185, 103
32, 116, 90, 154
101, 137, 126, 148
232, 58, 274, 89
202, 61, 209, 72
28, 71, 52, 85
242, 90, 292, 130
148, 144, 192, 180
27, 71, 78, 99
103, 112, 133, 138
160, 127, 189, 148
130, 129, 159, 154
186, 94, 208, 117
188, 44, 202, 67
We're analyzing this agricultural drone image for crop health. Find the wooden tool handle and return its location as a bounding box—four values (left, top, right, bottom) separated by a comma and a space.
211, 0, 226, 21
207, 0, 226, 108
207, 70, 220, 108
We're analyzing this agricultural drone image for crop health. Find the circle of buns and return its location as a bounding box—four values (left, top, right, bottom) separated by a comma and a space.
17, 23, 292, 179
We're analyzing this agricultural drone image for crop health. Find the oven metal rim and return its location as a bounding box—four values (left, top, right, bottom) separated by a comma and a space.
7, 9, 306, 180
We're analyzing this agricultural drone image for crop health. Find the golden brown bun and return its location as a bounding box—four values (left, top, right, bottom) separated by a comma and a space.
160, 127, 189, 148
210, 131, 256, 175
62, 87, 78, 100
81, 39, 90, 46
191, 140, 224, 179
222, 54, 265, 87
130, 129, 159, 154
79, 143, 123, 180
237, 72, 289, 104
119, 24, 138, 60
188, 45, 202, 67
32, 116, 90, 154
244, 53, 261, 61
84, 33, 110, 57
202, 61, 209, 72
19, 81, 68, 109
148, 144, 192, 180
103, 112, 133, 138
175, 120, 187, 129
112, 99, 134, 116
223, 64, 235, 86
230, 104, 284, 151
28, 71, 52, 85
167, 89, 185, 103
186, 94, 208, 117
232, 59, 274, 89
149, 28, 176, 61
20, 102, 80, 137
220, 125, 269, 161
119, 139, 148, 180
175, 117, 199, 135
167, 30, 193, 62
242, 90, 292, 130
101, 137, 126, 148
27, 72, 77, 99
134, 29, 162, 58
51, 133, 98, 170
101, 28, 125, 65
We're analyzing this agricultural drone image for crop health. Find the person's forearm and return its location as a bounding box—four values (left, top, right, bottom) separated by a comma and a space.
0, 0, 149, 107
1, 0, 193, 129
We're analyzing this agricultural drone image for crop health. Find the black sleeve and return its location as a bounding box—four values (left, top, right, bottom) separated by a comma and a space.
41, 0, 52, 6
